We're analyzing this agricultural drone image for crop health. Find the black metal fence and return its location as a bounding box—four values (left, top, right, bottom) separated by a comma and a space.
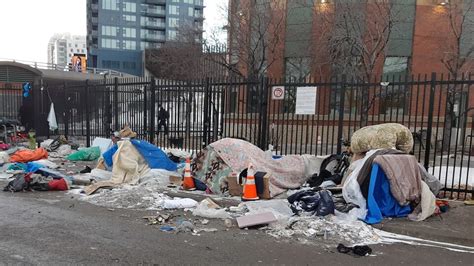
2, 73, 473, 199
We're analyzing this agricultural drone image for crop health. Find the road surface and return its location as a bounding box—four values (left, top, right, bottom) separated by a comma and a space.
0, 190, 472, 265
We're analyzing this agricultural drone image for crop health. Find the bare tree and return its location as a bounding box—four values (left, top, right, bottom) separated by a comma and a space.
206, 0, 286, 80
145, 24, 204, 80
438, 0, 474, 150
308, 0, 398, 126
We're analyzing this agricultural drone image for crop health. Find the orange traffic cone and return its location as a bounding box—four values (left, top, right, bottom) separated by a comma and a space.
242, 164, 259, 201
182, 157, 195, 191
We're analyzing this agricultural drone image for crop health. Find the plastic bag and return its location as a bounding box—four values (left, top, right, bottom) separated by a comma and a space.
163, 198, 198, 209
67, 146, 101, 161
192, 201, 231, 219
57, 145, 72, 156
0, 152, 9, 165
342, 150, 379, 220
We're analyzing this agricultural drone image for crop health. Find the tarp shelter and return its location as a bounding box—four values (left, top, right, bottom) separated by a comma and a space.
191, 138, 321, 197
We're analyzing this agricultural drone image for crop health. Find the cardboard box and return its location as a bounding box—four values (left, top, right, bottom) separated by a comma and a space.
227, 171, 271, 199
227, 174, 243, 196
169, 175, 182, 186
257, 172, 271, 200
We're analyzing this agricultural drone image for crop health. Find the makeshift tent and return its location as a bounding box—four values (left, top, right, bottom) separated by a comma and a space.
103, 139, 176, 172
191, 138, 321, 197
84, 139, 177, 195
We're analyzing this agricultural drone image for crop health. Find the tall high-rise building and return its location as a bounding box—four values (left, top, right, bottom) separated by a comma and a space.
47, 34, 87, 68
86, 0, 205, 76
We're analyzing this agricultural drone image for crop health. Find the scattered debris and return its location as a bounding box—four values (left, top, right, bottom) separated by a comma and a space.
160, 225, 175, 232
142, 214, 172, 225
176, 220, 195, 233
224, 219, 234, 228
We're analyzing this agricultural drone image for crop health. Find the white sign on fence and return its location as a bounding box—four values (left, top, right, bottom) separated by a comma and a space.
295, 86, 317, 115
271, 86, 285, 100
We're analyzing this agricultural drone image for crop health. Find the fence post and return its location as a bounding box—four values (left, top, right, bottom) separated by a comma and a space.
85, 80, 91, 147
203, 78, 211, 147
424, 72, 436, 170
143, 81, 148, 141
63, 81, 69, 139
113, 77, 119, 131
259, 77, 270, 150
337, 75, 346, 154
149, 78, 156, 143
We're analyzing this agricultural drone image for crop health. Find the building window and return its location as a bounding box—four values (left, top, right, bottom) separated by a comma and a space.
102, 25, 119, 36
285, 57, 311, 80
382, 57, 409, 77
122, 61, 137, 70
123, 15, 136, 22
101, 38, 119, 49
169, 5, 179, 15
102, 0, 119, 11
102, 60, 121, 69
184, 0, 193, 3
380, 56, 410, 115
123, 27, 136, 38
188, 7, 194, 16
167, 30, 177, 40
123, 2, 136, 12
195, 0, 203, 5
168, 18, 179, 28
123, 40, 136, 50
171, 0, 180, 2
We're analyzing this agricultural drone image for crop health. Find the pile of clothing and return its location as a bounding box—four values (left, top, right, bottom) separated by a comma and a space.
341, 123, 442, 224
2, 150, 70, 192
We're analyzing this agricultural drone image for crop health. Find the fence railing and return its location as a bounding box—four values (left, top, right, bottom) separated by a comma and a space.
2, 73, 473, 199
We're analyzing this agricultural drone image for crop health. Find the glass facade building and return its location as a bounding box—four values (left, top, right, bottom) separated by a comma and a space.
87, 0, 204, 76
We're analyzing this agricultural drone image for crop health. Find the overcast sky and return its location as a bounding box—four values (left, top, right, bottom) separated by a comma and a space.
0, 0, 226, 63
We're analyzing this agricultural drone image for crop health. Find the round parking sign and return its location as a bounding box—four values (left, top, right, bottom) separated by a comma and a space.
272, 86, 285, 100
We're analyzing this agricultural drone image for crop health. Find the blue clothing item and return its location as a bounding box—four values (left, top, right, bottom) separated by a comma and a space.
364, 164, 412, 224
103, 145, 118, 167
102, 140, 177, 172
26, 162, 43, 173
36, 168, 72, 181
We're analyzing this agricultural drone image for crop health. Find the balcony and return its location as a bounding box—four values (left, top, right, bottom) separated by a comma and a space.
141, 34, 165, 42
91, 17, 98, 24
142, 8, 166, 18
194, 9, 204, 21
91, 3, 98, 11
141, 21, 166, 29
194, 0, 204, 7
144, 0, 166, 5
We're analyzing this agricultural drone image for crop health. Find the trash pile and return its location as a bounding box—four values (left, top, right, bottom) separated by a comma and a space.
0, 123, 453, 254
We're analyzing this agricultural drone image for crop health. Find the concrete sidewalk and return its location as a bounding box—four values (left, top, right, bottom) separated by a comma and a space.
373, 201, 474, 246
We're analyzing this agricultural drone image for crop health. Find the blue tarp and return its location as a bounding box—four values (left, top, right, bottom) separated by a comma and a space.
103, 140, 177, 172
364, 164, 412, 224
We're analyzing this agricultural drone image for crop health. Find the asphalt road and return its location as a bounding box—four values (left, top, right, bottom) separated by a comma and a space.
0, 191, 472, 265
